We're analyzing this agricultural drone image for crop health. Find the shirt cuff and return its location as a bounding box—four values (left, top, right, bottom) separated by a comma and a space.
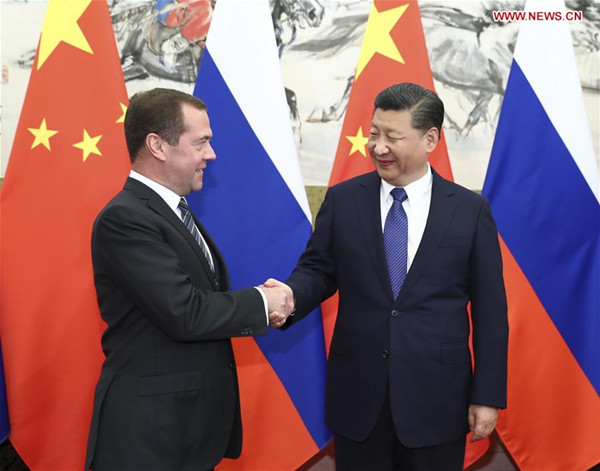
254, 287, 269, 324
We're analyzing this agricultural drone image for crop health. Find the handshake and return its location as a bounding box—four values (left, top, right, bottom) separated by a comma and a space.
259, 278, 294, 329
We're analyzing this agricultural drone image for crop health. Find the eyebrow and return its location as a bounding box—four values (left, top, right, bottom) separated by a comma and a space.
371, 124, 403, 135
192, 135, 211, 143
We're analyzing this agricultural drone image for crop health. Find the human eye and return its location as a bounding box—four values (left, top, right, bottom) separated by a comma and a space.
194, 138, 208, 149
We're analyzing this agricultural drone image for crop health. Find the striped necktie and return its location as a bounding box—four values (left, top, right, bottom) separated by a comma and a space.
178, 198, 215, 273
383, 187, 408, 300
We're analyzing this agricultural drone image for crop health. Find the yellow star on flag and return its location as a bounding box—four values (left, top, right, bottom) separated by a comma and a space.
28, 118, 59, 150
37, 0, 94, 70
346, 127, 370, 157
355, 3, 409, 80
73, 129, 102, 162
116, 103, 128, 124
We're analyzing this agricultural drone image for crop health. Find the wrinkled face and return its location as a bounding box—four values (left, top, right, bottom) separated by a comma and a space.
162, 105, 216, 196
367, 108, 438, 187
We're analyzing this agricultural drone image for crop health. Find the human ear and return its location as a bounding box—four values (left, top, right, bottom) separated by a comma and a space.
425, 127, 439, 151
146, 133, 166, 162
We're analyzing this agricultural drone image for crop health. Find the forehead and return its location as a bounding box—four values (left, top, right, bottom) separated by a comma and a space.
371, 108, 414, 131
181, 104, 211, 133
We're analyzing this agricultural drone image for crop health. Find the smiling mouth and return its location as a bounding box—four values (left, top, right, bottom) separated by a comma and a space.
377, 160, 394, 167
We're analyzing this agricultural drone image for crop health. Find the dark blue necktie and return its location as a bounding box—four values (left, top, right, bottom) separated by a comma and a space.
178, 198, 215, 273
384, 188, 408, 300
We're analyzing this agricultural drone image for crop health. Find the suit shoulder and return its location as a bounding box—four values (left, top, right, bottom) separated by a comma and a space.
329, 171, 378, 194
94, 189, 147, 226
437, 176, 488, 206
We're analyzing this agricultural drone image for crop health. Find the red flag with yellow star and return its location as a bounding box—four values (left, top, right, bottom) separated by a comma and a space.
321, 1, 488, 467
0, 0, 129, 468
328, 0, 452, 188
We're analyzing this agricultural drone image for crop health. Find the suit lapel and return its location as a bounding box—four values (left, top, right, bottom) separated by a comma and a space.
396, 171, 457, 305
354, 172, 396, 302
124, 178, 220, 290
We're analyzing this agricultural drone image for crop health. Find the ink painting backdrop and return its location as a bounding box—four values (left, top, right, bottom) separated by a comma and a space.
2, 0, 598, 187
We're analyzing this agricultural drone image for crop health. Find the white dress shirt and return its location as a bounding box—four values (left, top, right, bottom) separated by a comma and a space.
380, 164, 433, 272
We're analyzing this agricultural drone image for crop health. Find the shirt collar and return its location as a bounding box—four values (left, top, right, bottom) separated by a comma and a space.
381, 163, 432, 204
129, 170, 182, 214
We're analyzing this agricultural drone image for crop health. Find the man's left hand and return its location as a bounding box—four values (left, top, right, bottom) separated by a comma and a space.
468, 405, 498, 442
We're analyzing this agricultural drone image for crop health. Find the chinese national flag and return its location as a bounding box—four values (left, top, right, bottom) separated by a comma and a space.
321, 1, 487, 467
0, 1, 130, 469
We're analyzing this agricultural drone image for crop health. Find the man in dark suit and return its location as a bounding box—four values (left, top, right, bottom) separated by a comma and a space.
85, 88, 292, 471
267, 83, 508, 470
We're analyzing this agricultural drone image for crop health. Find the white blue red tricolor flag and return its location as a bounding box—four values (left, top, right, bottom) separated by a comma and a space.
483, 1, 600, 469
190, 0, 331, 469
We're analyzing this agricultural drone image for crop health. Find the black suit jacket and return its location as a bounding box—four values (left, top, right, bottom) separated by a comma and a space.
286, 170, 508, 447
85, 178, 267, 471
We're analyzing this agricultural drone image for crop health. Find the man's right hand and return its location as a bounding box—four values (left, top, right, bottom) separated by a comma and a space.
260, 278, 294, 328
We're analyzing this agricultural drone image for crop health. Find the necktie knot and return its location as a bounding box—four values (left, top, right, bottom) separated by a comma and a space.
391, 187, 407, 203
178, 197, 190, 214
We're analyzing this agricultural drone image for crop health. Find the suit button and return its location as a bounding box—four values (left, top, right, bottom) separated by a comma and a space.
382, 349, 389, 359
391, 310, 399, 317
229, 362, 236, 370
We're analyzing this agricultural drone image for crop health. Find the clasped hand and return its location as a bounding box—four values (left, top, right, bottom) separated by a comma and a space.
260, 278, 294, 329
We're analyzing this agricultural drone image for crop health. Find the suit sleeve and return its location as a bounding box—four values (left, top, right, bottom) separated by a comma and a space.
92, 203, 268, 342
468, 198, 509, 408
284, 187, 338, 327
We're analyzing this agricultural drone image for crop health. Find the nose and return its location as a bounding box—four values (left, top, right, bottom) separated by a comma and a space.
205, 142, 217, 161
368, 140, 389, 156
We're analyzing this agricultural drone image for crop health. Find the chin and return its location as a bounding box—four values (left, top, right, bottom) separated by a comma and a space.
376, 167, 396, 179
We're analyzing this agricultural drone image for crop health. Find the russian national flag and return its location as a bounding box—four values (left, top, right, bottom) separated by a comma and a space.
189, 0, 331, 468
482, 1, 600, 469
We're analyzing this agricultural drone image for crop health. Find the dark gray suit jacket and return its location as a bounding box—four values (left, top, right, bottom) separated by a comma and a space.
286, 170, 508, 447
85, 178, 267, 471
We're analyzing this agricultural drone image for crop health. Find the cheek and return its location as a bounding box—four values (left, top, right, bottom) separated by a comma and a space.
189, 152, 201, 165
395, 142, 418, 158
387, 144, 405, 159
